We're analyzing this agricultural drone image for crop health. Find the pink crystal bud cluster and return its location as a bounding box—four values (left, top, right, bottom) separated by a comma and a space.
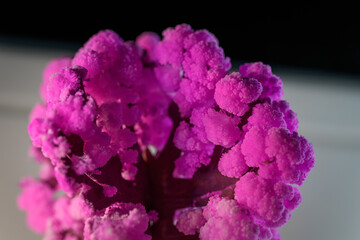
18, 24, 314, 240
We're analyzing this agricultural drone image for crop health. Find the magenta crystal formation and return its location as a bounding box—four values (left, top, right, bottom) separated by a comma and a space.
18, 24, 315, 240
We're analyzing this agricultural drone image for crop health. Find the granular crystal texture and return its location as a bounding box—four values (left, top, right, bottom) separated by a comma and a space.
19, 24, 314, 240
84, 203, 151, 240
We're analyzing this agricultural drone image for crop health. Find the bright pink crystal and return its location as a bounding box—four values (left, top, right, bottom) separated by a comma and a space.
19, 24, 314, 240
84, 203, 151, 240
174, 207, 206, 235
200, 196, 261, 240
214, 72, 262, 116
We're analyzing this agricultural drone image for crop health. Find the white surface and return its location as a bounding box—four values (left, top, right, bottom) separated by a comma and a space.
1, 44, 360, 240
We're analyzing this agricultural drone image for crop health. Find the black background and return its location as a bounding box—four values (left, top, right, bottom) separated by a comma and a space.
1, 7, 359, 77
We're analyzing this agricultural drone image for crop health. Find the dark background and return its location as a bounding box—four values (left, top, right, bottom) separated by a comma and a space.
1, 7, 359, 77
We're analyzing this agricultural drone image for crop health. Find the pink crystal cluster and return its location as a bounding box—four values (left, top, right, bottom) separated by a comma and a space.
18, 24, 314, 240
